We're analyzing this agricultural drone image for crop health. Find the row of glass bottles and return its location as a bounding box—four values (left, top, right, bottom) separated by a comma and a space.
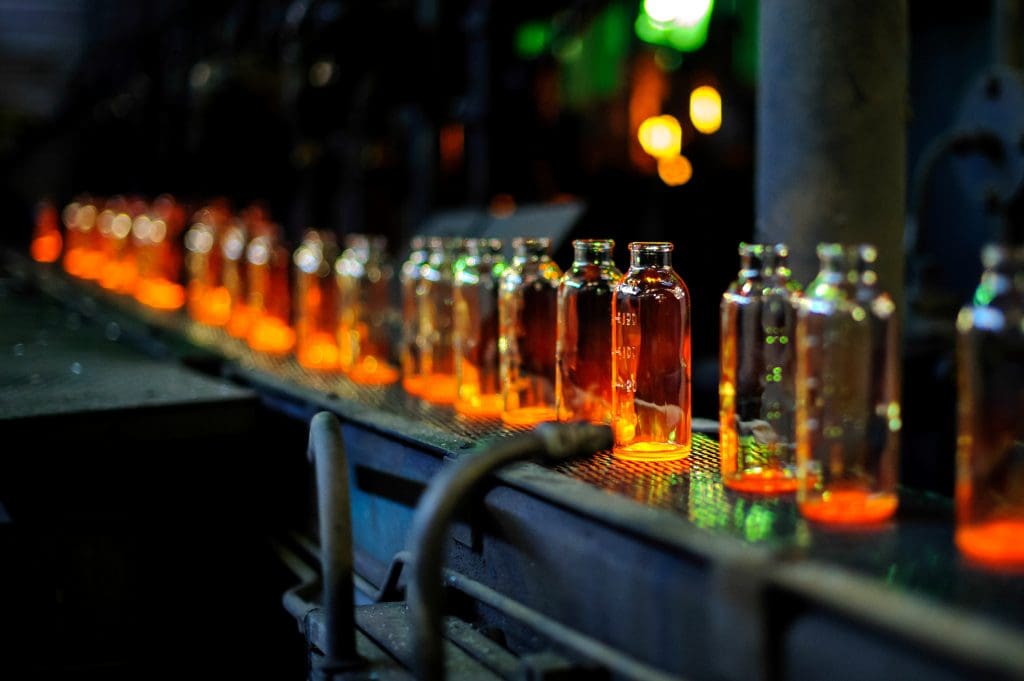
719, 242, 900, 525
400, 237, 692, 459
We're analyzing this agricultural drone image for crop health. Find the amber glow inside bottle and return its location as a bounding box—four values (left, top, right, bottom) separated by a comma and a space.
720, 244, 802, 493
454, 238, 506, 417
796, 244, 900, 524
30, 201, 62, 263
611, 242, 691, 460
245, 230, 295, 355
415, 237, 463, 402
63, 200, 103, 279
556, 239, 621, 424
294, 230, 340, 370
499, 237, 562, 426
97, 198, 142, 295
400, 237, 429, 395
185, 207, 230, 325
222, 221, 251, 338
335, 234, 397, 385
956, 245, 1024, 568
132, 202, 186, 310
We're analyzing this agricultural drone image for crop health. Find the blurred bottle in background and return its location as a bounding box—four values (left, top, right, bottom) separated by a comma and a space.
454, 238, 506, 417
336, 234, 397, 385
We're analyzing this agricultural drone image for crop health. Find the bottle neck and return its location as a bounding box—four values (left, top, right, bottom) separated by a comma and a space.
572, 240, 614, 266
630, 249, 672, 268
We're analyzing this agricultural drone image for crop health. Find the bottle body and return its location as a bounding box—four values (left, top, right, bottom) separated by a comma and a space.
31, 201, 62, 264
97, 198, 140, 295
132, 197, 185, 310
500, 238, 562, 425
611, 242, 691, 460
416, 238, 462, 402
335, 235, 397, 385
222, 221, 252, 338
557, 239, 621, 423
63, 200, 104, 279
454, 239, 506, 417
720, 244, 801, 493
294, 231, 340, 370
956, 245, 1024, 567
400, 238, 429, 395
245, 228, 295, 355
185, 206, 230, 325
796, 244, 900, 524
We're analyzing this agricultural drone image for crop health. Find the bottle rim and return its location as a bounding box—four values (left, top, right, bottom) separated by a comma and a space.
573, 238, 615, 250
629, 241, 673, 252
512, 236, 551, 253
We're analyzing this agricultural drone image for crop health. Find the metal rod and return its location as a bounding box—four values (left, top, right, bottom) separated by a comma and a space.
307, 411, 358, 663
407, 423, 612, 681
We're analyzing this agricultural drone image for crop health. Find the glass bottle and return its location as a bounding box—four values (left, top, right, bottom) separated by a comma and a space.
294, 230, 340, 370
222, 220, 251, 338
245, 227, 295, 355
956, 244, 1024, 568
796, 243, 900, 524
556, 239, 621, 424
185, 206, 230, 325
720, 244, 802, 493
415, 237, 463, 402
132, 205, 185, 311
500, 237, 562, 426
97, 197, 138, 294
63, 199, 102, 279
454, 238, 506, 417
30, 200, 62, 264
611, 242, 691, 460
336, 234, 398, 385
400, 236, 429, 395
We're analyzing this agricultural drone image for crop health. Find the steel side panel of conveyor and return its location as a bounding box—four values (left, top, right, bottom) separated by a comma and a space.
11, 255, 1024, 681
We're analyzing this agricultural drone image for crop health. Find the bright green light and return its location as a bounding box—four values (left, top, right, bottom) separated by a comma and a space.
635, 0, 714, 52
515, 21, 552, 58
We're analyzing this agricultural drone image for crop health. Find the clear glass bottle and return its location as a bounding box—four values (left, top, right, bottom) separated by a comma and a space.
956, 244, 1024, 568
796, 243, 900, 524
556, 239, 621, 424
30, 200, 62, 264
400, 236, 429, 395
222, 219, 251, 338
611, 242, 691, 460
336, 234, 398, 385
294, 230, 340, 370
245, 227, 295, 355
63, 199, 102, 279
185, 206, 230, 325
454, 238, 506, 417
500, 237, 563, 426
720, 243, 802, 493
415, 237, 463, 402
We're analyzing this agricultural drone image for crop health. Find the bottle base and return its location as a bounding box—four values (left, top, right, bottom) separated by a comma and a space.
419, 374, 458, 404
956, 520, 1024, 569
613, 440, 690, 462
502, 406, 558, 427
455, 394, 504, 419
349, 357, 399, 386
799, 490, 897, 525
724, 469, 799, 494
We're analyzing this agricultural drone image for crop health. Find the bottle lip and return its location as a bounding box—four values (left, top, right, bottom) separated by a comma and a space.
512, 236, 551, 254
982, 242, 1024, 268
738, 242, 766, 257
629, 241, 673, 252
573, 238, 615, 250
409, 235, 427, 250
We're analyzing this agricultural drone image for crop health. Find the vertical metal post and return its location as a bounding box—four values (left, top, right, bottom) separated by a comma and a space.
756, 0, 909, 303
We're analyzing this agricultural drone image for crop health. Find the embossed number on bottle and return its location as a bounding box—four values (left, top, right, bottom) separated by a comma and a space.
615, 311, 638, 326
613, 345, 637, 360
615, 374, 637, 393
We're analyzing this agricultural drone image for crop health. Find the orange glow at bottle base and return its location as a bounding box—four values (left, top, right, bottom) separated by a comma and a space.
956, 520, 1024, 568
247, 316, 296, 355
349, 356, 399, 385
100, 259, 138, 294
227, 305, 253, 338
297, 332, 341, 371
455, 394, 505, 418
31, 233, 63, 263
724, 469, 800, 494
134, 278, 185, 310
502, 405, 559, 426
420, 374, 459, 404
799, 490, 898, 525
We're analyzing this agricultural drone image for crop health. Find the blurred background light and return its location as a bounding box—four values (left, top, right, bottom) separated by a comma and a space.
638, 114, 682, 159
689, 85, 722, 134
657, 154, 692, 186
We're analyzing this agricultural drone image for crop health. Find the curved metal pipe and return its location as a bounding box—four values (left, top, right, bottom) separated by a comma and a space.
307, 411, 358, 665
407, 422, 613, 681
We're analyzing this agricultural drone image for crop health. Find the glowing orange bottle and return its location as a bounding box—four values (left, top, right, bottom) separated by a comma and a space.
222, 220, 251, 338
294, 231, 340, 370
62, 200, 103, 279
132, 208, 186, 310
454, 238, 506, 417
185, 207, 230, 325
30, 201, 62, 263
245, 229, 295, 355
611, 242, 691, 460
556, 239, 621, 423
400, 237, 429, 395
720, 244, 802, 493
796, 244, 900, 524
416, 237, 463, 402
335, 235, 398, 385
500, 237, 562, 426
956, 245, 1024, 568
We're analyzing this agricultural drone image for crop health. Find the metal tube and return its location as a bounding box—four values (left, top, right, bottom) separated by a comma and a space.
307, 411, 358, 663
756, 0, 908, 302
407, 423, 612, 681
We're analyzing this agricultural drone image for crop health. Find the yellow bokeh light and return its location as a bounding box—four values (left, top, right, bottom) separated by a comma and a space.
638, 114, 682, 159
657, 154, 693, 186
690, 85, 722, 134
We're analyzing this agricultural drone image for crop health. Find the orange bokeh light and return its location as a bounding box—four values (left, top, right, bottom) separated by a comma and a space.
420, 374, 459, 404
956, 520, 1024, 568
134, 278, 186, 310
657, 154, 693, 186
501, 405, 559, 427
348, 355, 400, 386
799, 490, 898, 525
247, 315, 296, 355
297, 332, 341, 371
31, 232, 62, 263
